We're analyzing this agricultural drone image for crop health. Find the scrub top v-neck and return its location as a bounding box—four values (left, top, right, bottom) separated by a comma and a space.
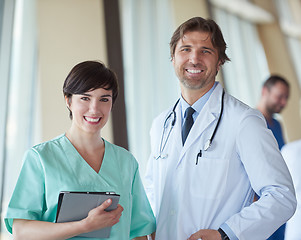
5, 134, 155, 239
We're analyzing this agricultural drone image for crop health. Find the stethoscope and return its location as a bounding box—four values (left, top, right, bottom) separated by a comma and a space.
155, 90, 225, 164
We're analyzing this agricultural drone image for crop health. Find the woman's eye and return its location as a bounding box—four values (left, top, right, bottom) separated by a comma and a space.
100, 98, 109, 102
81, 97, 89, 101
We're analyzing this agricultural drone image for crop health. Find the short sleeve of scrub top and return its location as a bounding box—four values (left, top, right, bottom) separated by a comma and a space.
5, 149, 46, 231
5, 134, 156, 239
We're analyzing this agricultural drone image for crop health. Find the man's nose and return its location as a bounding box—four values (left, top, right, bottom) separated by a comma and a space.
189, 51, 201, 64
281, 98, 288, 107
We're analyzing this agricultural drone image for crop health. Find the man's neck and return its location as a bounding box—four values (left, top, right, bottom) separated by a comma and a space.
180, 82, 215, 105
257, 104, 273, 124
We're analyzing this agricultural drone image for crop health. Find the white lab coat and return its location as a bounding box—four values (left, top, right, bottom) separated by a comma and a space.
145, 83, 296, 240
282, 140, 301, 240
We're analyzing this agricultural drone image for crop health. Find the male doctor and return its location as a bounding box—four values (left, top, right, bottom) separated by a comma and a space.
144, 17, 296, 240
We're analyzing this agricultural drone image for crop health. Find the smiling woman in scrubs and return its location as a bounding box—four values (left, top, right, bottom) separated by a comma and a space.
4, 61, 156, 240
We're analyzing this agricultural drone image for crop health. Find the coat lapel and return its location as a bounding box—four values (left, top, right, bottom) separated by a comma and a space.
172, 99, 184, 157
177, 84, 224, 167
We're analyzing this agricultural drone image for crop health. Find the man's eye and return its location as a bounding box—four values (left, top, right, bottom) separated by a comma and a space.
100, 98, 109, 102
81, 97, 89, 101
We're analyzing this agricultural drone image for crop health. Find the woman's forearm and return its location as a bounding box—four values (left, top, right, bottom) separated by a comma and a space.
13, 200, 123, 240
13, 219, 86, 240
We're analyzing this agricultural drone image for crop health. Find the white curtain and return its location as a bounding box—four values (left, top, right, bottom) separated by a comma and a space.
212, 7, 270, 107
119, 0, 180, 175
0, 0, 39, 238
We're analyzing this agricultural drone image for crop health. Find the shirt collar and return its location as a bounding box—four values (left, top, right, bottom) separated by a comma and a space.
180, 82, 218, 119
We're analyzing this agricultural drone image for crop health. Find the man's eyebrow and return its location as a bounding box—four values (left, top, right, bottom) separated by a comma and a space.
179, 45, 192, 49
179, 45, 216, 52
202, 46, 215, 52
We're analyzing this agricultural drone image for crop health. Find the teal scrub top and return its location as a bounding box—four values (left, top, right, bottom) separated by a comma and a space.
5, 134, 156, 239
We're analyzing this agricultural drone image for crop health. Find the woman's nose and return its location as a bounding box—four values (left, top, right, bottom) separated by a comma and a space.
89, 100, 100, 113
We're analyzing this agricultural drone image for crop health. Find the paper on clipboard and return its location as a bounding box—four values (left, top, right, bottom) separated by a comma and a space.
55, 191, 120, 238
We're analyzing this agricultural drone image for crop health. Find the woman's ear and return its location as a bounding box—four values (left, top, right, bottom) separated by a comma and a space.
65, 96, 71, 110
65, 96, 73, 120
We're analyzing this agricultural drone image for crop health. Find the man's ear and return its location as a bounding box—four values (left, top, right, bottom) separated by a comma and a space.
262, 86, 269, 97
170, 52, 175, 61
215, 60, 222, 75
217, 60, 222, 72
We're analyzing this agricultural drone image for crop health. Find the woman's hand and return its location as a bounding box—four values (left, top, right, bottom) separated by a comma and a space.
81, 198, 124, 233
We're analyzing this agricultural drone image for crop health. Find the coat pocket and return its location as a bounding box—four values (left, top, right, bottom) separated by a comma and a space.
187, 157, 229, 199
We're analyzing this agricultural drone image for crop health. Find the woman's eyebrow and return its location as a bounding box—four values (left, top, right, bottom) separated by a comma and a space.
79, 93, 112, 97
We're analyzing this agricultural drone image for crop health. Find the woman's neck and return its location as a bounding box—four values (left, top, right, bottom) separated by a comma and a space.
65, 128, 103, 151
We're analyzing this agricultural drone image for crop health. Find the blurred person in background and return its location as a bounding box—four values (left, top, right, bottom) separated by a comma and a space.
257, 75, 290, 240
257, 75, 290, 150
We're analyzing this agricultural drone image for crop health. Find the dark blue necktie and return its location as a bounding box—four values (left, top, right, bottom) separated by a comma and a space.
182, 107, 195, 145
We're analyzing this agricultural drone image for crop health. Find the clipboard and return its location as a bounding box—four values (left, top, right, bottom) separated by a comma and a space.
55, 191, 120, 238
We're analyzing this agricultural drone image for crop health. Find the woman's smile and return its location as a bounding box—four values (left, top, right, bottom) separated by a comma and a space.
84, 116, 101, 124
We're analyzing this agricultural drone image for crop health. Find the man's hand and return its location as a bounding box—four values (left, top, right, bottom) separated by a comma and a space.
187, 229, 222, 240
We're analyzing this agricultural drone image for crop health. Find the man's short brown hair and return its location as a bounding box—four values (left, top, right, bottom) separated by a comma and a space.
170, 17, 230, 65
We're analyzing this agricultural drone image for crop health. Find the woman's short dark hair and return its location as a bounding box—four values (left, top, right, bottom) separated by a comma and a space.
170, 17, 230, 65
63, 60, 119, 119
